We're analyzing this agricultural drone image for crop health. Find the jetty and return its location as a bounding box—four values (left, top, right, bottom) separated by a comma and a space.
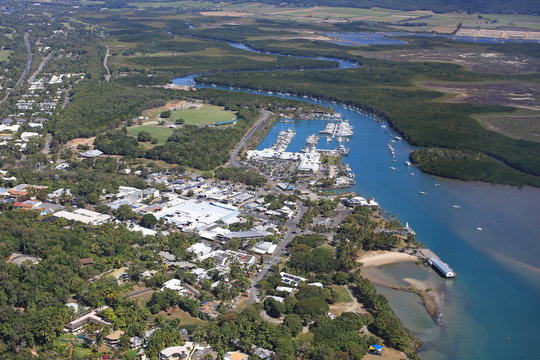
417, 249, 457, 278
271, 128, 295, 152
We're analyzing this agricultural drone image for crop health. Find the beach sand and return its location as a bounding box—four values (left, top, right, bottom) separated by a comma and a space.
358, 251, 417, 267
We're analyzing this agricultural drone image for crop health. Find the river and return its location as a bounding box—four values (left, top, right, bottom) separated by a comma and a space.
172, 41, 540, 359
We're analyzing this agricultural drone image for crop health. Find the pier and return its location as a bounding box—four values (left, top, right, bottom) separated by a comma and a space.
417, 249, 457, 278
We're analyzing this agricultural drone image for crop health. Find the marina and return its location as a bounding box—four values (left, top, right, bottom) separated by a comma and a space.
174, 45, 540, 359
271, 128, 296, 152
302, 134, 319, 153
319, 119, 354, 141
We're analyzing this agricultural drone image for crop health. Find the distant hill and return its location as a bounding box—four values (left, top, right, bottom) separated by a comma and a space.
234, 0, 540, 15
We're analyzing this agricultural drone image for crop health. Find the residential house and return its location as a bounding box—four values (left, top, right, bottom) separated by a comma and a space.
160, 279, 186, 296
191, 268, 208, 282
104, 330, 124, 348
159, 342, 196, 360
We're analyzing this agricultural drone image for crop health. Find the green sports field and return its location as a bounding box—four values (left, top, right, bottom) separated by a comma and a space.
127, 125, 175, 144
170, 104, 236, 125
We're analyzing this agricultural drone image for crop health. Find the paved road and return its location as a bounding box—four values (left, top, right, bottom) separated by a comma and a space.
41, 134, 53, 154
125, 287, 153, 298
247, 203, 307, 305
227, 110, 271, 168
15, 32, 32, 88
1, 31, 32, 105
103, 46, 111, 82
27, 51, 52, 84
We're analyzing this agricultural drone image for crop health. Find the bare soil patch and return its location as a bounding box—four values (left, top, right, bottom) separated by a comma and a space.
329, 286, 368, 316
420, 81, 540, 111
66, 136, 96, 147
431, 25, 458, 34
200, 11, 251, 17
353, 48, 540, 74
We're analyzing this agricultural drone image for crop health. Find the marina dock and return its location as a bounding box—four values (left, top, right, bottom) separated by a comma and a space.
418, 249, 457, 278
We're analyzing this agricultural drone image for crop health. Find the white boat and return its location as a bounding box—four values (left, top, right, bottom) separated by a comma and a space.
389, 166, 396, 170
326, 137, 332, 142
405, 161, 411, 166
381, 125, 387, 128
394, 136, 402, 140
404, 221, 416, 235
477, 226, 483, 231
409, 172, 415, 176
418, 191, 428, 195
435, 183, 441, 187
452, 205, 461, 209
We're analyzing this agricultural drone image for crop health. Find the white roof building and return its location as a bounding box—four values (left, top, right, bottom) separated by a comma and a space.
160, 279, 185, 294
187, 243, 213, 258
276, 286, 294, 293
159, 342, 196, 360
54, 209, 111, 225
154, 198, 239, 231
280, 272, 307, 287
252, 241, 277, 255
20, 132, 40, 141
80, 149, 103, 158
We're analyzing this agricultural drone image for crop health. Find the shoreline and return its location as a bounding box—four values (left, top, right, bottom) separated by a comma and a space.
359, 251, 443, 324
357, 250, 417, 267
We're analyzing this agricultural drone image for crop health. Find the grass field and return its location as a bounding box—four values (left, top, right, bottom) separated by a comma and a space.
159, 306, 205, 325
54, 334, 92, 357
0, 50, 11, 62
170, 104, 236, 125
475, 109, 540, 143
127, 125, 175, 144
331, 285, 353, 303
326, 155, 338, 166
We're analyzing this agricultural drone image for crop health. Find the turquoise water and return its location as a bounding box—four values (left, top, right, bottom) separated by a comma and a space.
254, 102, 540, 359
172, 41, 540, 359
374, 285, 441, 343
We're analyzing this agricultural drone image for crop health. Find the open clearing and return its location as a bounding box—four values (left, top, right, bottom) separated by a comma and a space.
351, 48, 540, 75
420, 81, 540, 111
328, 286, 368, 317
66, 136, 96, 147
127, 125, 175, 144
170, 104, 236, 125
362, 347, 408, 360
330, 285, 353, 303
159, 306, 205, 325
0, 50, 11, 62
475, 110, 540, 143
